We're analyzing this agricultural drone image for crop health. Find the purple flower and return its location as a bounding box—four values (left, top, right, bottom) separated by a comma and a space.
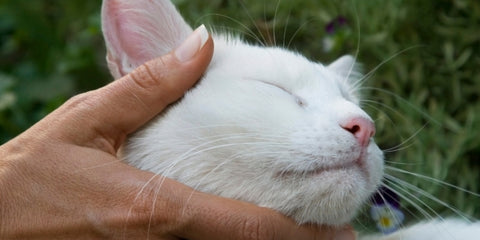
337, 16, 347, 26
370, 187, 404, 234
370, 203, 405, 234
325, 16, 349, 34
325, 21, 336, 34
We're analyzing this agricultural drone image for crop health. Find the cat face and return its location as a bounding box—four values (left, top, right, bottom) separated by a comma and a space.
102, 0, 384, 225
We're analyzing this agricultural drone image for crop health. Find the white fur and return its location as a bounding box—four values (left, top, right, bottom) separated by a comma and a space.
101, 0, 480, 238
122, 37, 384, 224
361, 219, 480, 240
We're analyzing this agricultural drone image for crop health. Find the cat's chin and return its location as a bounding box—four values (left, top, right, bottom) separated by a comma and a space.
280, 167, 370, 225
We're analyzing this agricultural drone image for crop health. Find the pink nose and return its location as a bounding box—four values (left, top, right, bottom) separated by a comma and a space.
341, 117, 376, 147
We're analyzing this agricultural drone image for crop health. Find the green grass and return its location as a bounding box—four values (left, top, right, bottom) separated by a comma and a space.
1, 0, 479, 227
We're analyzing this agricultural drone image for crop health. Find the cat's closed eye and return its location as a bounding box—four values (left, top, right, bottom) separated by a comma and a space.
244, 77, 307, 107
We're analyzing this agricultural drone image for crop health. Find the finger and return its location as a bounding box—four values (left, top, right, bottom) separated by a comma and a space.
52, 26, 213, 148
175, 191, 356, 240
102, 28, 213, 135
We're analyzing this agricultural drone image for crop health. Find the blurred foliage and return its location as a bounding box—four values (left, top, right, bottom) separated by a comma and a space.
1, 0, 479, 229
0, 0, 109, 140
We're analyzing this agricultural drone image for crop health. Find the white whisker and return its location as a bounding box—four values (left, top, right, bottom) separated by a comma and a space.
353, 45, 425, 90
238, 0, 268, 45
282, 8, 292, 48
385, 174, 474, 221
382, 123, 428, 153
361, 86, 439, 126
272, 0, 282, 47
386, 166, 480, 198
197, 13, 265, 46
381, 180, 437, 221
286, 19, 313, 50
344, 0, 361, 87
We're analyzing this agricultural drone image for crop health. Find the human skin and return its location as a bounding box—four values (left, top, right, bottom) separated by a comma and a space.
0, 29, 355, 240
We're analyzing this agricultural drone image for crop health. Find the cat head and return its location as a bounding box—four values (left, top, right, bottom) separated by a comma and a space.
102, 0, 384, 225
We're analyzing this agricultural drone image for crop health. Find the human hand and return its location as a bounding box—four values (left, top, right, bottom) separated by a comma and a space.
0, 28, 355, 240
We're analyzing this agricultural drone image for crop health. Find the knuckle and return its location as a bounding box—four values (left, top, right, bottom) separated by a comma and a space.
59, 91, 107, 127
129, 60, 170, 92
129, 63, 162, 90
119, 179, 180, 233
62, 91, 99, 114
240, 214, 276, 240
127, 58, 184, 105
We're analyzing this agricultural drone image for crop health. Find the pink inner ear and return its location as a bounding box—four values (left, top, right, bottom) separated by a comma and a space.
102, 0, 192, 77
104, 0, 161, 70
116, 13, 157, 64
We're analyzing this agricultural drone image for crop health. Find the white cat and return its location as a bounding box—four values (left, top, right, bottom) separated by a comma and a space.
101, 0, 479, 239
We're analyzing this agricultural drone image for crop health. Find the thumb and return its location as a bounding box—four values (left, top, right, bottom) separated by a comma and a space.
56, 25, 213, 148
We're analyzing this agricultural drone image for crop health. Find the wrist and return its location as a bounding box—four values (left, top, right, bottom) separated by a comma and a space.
0, 142, 18, 238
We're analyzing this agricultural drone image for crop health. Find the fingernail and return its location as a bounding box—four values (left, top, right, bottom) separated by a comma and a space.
335, 228, 357, 240
174, 24, 209, 62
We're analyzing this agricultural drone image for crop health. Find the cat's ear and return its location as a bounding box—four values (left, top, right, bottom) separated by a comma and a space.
328, 55, 362, 81
102, 0, 193, 79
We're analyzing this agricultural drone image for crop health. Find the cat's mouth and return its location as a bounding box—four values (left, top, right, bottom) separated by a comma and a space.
277, 160, 360, 178
276, 152, 369, 178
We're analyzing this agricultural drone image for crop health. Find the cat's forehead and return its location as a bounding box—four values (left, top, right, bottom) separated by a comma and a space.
210, 35, 342, 90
